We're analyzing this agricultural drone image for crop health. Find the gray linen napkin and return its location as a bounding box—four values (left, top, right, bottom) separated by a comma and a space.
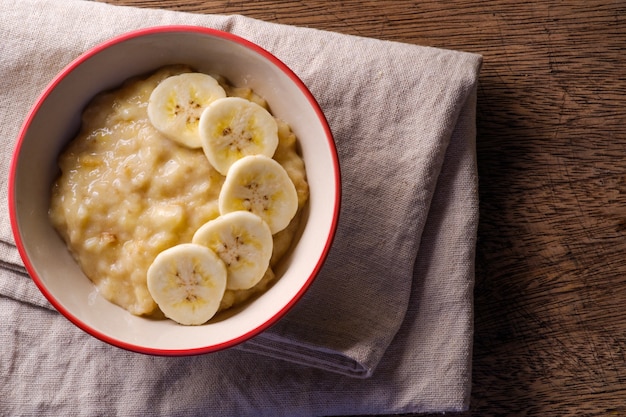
0, 0, 481, 414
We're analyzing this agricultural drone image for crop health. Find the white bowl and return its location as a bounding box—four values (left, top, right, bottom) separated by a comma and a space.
9, 26, 340, 355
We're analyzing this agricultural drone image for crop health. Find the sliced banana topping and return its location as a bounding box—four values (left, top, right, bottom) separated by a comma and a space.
199, 96, 279, 175
219, 155, 298, 234
148, 73, 227, 148
192, 211, 273, 291
146, 243, 227, 325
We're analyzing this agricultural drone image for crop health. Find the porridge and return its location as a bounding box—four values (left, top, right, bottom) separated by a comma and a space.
49, 66, 309, 321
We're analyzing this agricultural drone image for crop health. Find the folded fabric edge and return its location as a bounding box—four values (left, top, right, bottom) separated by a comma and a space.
236, 335, 372, 378
460, 80, 480, 410
413, 76, 479, 412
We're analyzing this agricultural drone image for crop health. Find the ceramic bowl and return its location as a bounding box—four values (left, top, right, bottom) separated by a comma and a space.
9, 26, 340, 355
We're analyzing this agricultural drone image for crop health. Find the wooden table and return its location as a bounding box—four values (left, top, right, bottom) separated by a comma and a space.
101, 1, 626, 415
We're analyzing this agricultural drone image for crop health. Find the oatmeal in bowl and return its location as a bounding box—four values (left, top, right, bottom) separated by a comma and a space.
50, 65, 309, 325
9, 26, 340, 354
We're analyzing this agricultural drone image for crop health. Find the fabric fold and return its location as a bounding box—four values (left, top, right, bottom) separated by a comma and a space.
0, 0, 481, 414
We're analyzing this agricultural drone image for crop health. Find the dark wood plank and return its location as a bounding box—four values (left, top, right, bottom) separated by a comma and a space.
98, 1, 626, 415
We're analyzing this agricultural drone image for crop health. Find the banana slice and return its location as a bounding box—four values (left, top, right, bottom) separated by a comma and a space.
199, 97, 279, 175
192, 211, 273, 290
219, 155, 298, 234
148, 73, 226, 148
146, 243, 227, 325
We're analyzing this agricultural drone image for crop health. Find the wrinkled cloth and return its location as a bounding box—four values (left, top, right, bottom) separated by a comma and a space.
0, 0, 481, 415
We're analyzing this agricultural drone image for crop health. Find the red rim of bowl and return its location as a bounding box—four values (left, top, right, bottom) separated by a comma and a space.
8, 25, 341, 356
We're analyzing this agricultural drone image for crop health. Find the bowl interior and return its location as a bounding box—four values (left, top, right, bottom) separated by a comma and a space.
10, 27, 339, 354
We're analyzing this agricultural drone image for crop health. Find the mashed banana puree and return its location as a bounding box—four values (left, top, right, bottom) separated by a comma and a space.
49, 66, 309, 317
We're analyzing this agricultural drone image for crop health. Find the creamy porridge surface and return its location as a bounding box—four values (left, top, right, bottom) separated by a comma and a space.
49, 66, 309, 317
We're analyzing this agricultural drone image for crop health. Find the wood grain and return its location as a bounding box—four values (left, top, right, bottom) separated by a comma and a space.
99, 1, 626, 415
